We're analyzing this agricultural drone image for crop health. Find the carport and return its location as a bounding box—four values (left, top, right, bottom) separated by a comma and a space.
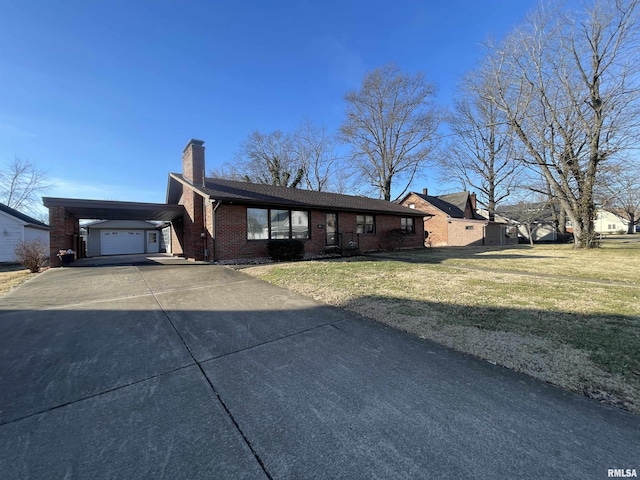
42, 197, 185, 267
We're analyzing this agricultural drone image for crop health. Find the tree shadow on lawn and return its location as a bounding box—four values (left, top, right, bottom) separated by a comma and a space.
364, 245, 567, 265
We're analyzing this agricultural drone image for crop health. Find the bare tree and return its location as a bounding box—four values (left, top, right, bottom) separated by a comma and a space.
208, 163, 245, 181
0, 156, 52, 213
597, 162, 640, 233
293, 118, 343, 192
340, 63, 441, 201
483, 0, 640, 248
232, 130, 304, 187
438, 71, 521, 221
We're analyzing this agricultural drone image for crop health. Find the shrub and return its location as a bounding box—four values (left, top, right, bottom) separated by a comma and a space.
266, 239, 305, 261
383, 229, 409, 251
14, 239, 49, 273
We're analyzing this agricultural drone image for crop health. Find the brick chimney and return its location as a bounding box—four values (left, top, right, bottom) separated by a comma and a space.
422, 188, 428, 195
182, 139, 205, 186
470, 192, 477, 210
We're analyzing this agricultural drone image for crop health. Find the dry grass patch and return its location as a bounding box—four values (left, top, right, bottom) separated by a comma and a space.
0, 264, 33, 297
244, 245, 640, 414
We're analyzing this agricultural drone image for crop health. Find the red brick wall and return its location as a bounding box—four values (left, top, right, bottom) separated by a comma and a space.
182, 140, 205, 185
447, 219, 486, 246
170, 217, 183, 257
400, 193, 494, 247
211, 205, 424, 261
173, 189, 207, 260
400, 193, 449, 246
48, 206, 80, 267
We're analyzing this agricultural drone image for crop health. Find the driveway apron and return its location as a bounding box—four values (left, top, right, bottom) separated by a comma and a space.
0, 257, 638, 479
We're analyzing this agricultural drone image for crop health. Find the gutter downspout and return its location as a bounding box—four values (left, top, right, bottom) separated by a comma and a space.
212, 200, 221, 262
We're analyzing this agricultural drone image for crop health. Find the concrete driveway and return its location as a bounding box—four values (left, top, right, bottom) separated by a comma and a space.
0, 254, 638, 479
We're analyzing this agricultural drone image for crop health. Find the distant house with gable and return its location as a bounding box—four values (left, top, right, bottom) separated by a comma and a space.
398, 189, 517, 247
594, 209, 630, 235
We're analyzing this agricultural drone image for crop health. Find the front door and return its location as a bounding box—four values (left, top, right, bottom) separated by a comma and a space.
146, 231, 160, 253
326, 213, 338, 246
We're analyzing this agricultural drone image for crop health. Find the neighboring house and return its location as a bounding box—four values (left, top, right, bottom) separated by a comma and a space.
84, 220, 171, 257
594, 209, 630, 235
398, 190, 517, 247
0, 203, 49, 263
166, 140, 426, 261
496, 202, 559, 243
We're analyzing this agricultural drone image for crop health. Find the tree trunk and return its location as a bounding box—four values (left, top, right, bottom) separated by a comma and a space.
526, 224, 535, 246
558, 207, 566, 236
628, 213, 636, 234
577, 192, 597, 248
487, 186, 496, 222
383, 178, 392, 201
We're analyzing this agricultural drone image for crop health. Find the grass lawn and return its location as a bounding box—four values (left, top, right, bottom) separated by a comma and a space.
245, 236, 640, 414
0, 263, 35, 297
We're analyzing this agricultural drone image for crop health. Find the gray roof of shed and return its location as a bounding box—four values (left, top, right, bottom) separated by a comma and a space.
168, 174, 425, 216
0, 203, 49, 229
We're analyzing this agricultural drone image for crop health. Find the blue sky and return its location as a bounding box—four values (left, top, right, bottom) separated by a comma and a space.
0, 0, 539, 213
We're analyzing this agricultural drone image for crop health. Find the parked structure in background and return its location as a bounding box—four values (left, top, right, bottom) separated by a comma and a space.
398, 189, 517, 247
0, 202, 49, 263
594, 209, 631, 235
495, 202, 561, 244
83, 220, 171, 257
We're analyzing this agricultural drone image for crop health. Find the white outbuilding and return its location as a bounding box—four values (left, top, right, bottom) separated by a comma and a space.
0, 203, 50, 263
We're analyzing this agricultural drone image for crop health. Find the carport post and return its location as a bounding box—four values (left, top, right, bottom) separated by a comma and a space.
48, 206, 79, 267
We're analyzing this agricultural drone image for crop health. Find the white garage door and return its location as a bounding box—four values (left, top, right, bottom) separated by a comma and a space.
101, 230, 145, 255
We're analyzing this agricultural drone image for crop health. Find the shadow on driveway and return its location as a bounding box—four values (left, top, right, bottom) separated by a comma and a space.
0, 263, 638, 479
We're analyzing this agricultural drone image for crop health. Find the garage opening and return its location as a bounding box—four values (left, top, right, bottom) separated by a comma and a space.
43, 198, 185, 266
101, 230, 144, 255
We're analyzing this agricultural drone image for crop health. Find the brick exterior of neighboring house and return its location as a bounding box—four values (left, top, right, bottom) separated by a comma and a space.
167, 140, 426, 262
399, 190, 517, 247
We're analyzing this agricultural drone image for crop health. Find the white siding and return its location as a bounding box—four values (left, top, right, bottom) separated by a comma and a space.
24, 227, 49, 246
0, 211, 25, 262
595, 210, 629, 234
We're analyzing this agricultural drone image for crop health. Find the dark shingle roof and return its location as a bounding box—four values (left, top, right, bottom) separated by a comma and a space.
412, 192, 475, 219
169, 174, 424, 216
0, 203, 49, 229
496, 202, 557, 223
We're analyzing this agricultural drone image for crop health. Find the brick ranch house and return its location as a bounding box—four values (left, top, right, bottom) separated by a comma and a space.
168, 139, 426, 261
399, 190, 518, 247
44, 139, 426, 265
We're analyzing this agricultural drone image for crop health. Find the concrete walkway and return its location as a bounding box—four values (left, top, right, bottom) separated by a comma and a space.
0, 255, 638, 479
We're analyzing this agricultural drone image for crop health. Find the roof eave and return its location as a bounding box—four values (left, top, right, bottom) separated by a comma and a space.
214, 198, 425, 216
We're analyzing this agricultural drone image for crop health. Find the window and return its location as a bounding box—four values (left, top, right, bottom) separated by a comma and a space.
356, 215, 375, 234
247, 208, 269, 239
291, 211, 309, 239
247, 208, 309, 240
465, 225, 474, 230
148, 233, 157, 243
270, 209, 290, 239
401, 217, 415, 234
